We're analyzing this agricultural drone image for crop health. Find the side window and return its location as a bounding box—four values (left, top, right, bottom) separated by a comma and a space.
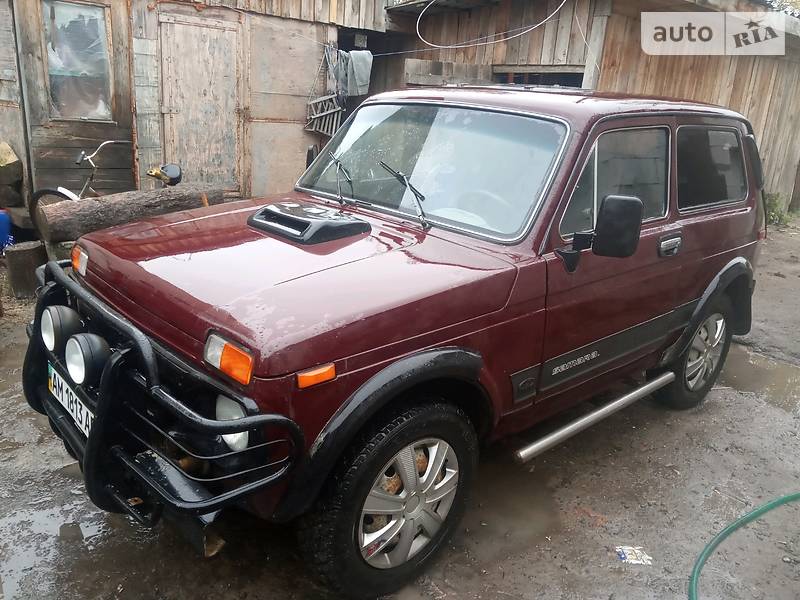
42, 0, 113, 121
677, 127, 747, 209
560, 128, 668, 237
560, 149, 595, 235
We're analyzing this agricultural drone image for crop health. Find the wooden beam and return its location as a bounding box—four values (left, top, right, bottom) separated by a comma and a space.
384, 12, 417, 33
492, 64, 586, 73
581, 0, 610, 89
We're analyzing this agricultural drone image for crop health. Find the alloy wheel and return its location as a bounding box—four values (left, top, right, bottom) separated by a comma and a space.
684, 312, 726, 391
358, 437, 459, 569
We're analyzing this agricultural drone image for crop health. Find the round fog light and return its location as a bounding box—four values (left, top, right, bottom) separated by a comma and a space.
65, 333, 111, 386
216, 395, 249, 452
41, 305, 82, 353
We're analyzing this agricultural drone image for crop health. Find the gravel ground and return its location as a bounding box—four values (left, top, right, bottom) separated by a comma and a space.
0, 225, 798, 600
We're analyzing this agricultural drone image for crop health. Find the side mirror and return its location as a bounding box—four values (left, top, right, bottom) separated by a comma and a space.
306, 144, 319, 169
556, 195, 643, 273
592, 195, 643, 258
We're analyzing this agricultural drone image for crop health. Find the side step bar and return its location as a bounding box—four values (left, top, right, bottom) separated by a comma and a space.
514, 371, 676, 464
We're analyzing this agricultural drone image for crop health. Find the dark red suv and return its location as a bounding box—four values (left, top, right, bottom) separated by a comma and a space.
23, 87, 764, 597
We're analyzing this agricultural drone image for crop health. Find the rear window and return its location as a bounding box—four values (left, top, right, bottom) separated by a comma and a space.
677, 127, 747, 209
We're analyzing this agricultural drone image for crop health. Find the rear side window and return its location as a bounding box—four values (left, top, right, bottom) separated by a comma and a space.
677, 127, 747, 209
560, 127, 668, 237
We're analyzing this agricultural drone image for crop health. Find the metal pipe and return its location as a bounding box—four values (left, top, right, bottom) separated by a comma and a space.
514, 371, 676, 463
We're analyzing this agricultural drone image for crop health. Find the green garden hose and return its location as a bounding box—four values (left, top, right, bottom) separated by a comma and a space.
689, 492, 800, 600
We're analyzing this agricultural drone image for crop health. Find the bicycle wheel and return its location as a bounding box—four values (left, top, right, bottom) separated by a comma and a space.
29, 188, 78, 239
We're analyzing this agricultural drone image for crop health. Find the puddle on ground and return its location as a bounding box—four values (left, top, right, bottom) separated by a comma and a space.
459, 450, 561, 563
0, 500, 109, 599
720, 344, 800, 413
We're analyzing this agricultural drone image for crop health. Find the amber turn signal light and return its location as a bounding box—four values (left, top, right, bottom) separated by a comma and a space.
297, 363, 336, 389
71, 245, 88, 276
204, 334, 254, 385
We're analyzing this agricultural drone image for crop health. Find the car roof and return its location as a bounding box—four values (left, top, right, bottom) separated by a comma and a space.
366, 86, 749, 129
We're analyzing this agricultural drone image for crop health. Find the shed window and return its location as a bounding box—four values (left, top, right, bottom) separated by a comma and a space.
677, 128, 747, 209
560, 128, 669, 237
42, 1, 112, 120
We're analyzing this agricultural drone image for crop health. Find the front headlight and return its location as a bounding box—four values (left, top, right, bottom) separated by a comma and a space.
215, 395, 249, 452
65, 337, 86, 384
65, 333, 111, 386
41, 305, 82, 353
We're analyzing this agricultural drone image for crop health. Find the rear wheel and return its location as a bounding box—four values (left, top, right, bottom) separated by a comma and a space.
655, 295, 733, 409
298, 402, 478, 598
29, 188, 75, 238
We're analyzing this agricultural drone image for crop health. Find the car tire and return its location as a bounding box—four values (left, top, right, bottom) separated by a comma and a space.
654, 294, 734, 410
297, 401, 478, 599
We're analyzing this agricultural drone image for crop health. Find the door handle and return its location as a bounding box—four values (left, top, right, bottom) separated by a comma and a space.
659, 235, 682, 257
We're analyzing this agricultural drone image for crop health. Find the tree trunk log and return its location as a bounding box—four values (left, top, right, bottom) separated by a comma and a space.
37, 185, 226, 243
6, 241, 48, 298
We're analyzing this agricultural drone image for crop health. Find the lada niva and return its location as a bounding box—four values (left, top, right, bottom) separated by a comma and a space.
23, 86, 764, 597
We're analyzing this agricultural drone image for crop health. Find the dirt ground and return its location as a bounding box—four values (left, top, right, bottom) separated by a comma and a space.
0, 225, 798, 600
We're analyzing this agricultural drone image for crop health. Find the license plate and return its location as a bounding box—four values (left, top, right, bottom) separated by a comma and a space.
48, 363, 94, 438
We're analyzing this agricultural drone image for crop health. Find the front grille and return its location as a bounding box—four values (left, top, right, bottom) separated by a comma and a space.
27, 261, 304, 517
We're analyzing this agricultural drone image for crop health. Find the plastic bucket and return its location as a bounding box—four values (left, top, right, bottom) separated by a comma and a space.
0, 209, 11, 250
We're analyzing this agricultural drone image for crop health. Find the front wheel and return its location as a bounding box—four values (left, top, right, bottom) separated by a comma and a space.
654, 295, 734, 410
298, 402, 478, 598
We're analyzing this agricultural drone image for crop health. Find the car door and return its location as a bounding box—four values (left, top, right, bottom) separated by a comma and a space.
670, 119, 758, 308
538, 117, 687, 405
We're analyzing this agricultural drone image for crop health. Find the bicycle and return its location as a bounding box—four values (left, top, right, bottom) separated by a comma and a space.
29, 140, 182, 238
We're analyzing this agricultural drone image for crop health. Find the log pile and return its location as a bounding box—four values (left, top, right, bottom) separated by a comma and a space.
36, 185, 225, 243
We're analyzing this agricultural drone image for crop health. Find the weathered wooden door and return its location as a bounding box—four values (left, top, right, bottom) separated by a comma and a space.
15, 0, 134, 195
159, 13, 242, 191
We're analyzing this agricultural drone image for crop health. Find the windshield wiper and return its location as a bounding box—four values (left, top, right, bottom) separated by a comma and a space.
328, 151, 354, 206
378, 160, 429, 230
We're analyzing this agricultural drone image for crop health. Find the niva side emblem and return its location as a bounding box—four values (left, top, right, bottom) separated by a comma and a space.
552, 350, 599, 376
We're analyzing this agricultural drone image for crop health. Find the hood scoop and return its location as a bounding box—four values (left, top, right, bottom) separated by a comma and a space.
248, 201, 370, 244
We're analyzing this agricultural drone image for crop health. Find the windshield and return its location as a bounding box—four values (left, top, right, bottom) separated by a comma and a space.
298, 103, 567, 240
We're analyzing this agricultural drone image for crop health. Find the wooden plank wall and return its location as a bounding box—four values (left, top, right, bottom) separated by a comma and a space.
402, 58, 493, 85
407, 0, 609, 73
14, 0, 135, 195
132, 0, 336, 196
0, 0, 28, 198
131, 1, 162, 191
246, 15, 337, 195
158, 0, 387, 32
598, 11, 800, 210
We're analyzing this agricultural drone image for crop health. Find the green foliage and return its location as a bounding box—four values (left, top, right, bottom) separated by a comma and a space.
765, 192, 790, 226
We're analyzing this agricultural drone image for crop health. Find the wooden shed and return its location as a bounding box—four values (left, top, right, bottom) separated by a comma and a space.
2, 0, 393, 205
1, 0, 799, 215
374, 0, 800, 211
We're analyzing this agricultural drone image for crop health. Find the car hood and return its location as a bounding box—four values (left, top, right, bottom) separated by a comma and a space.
78, 193, 517, 377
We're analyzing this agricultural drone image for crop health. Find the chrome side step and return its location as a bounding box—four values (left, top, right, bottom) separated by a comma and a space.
514, 371, 676, 464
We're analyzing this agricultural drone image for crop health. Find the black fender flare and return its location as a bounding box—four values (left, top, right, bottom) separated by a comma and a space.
660, 257, 754, 366
272, 346, 486, 521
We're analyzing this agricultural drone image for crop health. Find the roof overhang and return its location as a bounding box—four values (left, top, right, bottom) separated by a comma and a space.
386, 0, 498, 15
